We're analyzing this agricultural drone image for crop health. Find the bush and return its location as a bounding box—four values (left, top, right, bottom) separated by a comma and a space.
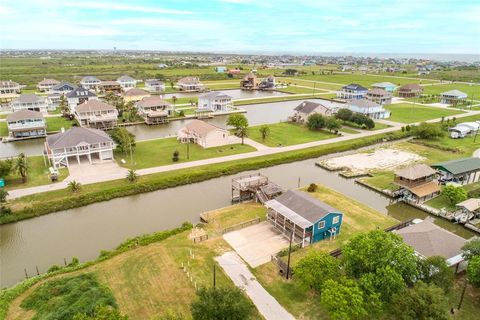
412, 122, 444, 139
441, 185, 467, 205
191, 287, 253, 320
307, 183, 318, 192
47, 265, 62, 273
306, 113, 326, 130
172, 150, 180, 162
295, 251, 341, 292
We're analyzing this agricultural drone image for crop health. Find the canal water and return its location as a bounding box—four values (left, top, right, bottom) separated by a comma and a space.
163, 88, 290, 100
0, 157, 475, 288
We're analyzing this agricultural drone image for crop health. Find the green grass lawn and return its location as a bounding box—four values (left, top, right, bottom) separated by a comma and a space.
385, 103, 464, 123
339, 126, 360, 134
233, 94, 314, 106
341, 120, 390, 131
422, 83, 480, 97
281, 78, 342, 91
360, 171, 399, 191
247, 122, 337, 147
297, 73, 437, 87
116, 137, 256, 169
0, 121, 7, 136
46, 116, 74, 132
277, 86, 329, 94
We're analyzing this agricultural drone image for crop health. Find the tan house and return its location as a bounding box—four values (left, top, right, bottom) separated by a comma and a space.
178, 119, 229, 148
98, 81, 122, 94
240, 72, 258, 90
6, 109, 46, 139
75, 100, 118, 130
135, 96, 172, 125
292, 100, 341, 123
10, 94, 48, 114
394, 164, 440, 202
177, 77, 204, 92
398, 84, 423, 98
0, 80, 22, 103
366, 88, 392, 105
122, 88, 150, 103
37, 78, 60, 93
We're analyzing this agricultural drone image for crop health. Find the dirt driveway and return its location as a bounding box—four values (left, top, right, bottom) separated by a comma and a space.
223, 222, 289, 268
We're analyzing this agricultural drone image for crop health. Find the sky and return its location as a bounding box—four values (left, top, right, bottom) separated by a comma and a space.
0, 0, 479, 54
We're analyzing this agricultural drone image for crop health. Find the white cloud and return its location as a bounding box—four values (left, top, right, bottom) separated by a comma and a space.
65, 2, 193, 15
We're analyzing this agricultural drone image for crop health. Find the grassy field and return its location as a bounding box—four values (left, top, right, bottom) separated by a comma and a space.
422, 83, 480, 97
45, 117, 74, 132
281, 78, 343, 91
233, 94, 317, 106
297, 73, 438, 87
246, 122, 337, 147
0, 122, 7, 136
277, 86, 330, 94
385, 103, 465, 123
115, 137, 256, 169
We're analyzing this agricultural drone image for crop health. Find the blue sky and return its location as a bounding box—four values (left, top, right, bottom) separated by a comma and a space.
1, 0, 479, 54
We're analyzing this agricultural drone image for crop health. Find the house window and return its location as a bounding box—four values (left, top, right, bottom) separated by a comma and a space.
318, 221, 325, 229
332, 216, 340, 224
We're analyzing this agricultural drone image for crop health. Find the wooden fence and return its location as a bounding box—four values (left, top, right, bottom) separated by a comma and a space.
221, 217, 261, 234
192, 234, 209, 243
271, 254, 293, 278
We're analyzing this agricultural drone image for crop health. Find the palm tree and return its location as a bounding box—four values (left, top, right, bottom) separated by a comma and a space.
237, 127, 248, 145
126, 169, 138, 183
68, 180, 82, 193
259, 125, 270, 141
172, 95, 177, 114
13, 153, 29, 183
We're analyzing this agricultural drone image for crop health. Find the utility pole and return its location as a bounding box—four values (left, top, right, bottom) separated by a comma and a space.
286, 227, 294, 280
457, 280, 468, 310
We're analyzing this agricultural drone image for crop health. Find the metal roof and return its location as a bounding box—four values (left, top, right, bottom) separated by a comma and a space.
432, 157, 480, 175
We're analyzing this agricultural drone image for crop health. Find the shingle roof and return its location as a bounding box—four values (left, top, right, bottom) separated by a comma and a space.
371, 82, 397, 88
395, 164, 436, 180
12, 93, 44, 104
199, 91, 233, 100
432, 157, 480, 175
66, 87, 97, 98
348, 99, 381, 109
145, 79, 164, 86
441, 90, 468, 97
52, 81, 76, 91
136, 96, 170, 108
182, 119, 225, 136
76, 100, 116, 113
81, 76, 101, 83
270, 190, 340, 223
342, 83, 368, 91
38, 78, 60, 86
117, 75, 135, 82
367, 88, 391, 96
294, 101, 322, 114
46, 127, 113, 149
6, 109, 44, 122
123, 88, 149, 97
399, 83, 422, 91
178, 76, 200, 85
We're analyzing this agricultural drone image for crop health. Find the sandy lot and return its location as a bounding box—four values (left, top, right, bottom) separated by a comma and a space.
319, 148, 424, 175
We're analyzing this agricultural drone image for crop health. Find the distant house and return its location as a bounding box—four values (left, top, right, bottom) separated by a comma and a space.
440, 90, 468, 105
346, 99, 390, 119
449, 122, 479, 139
52, 82, 76, 95
265, 190, 343, 247
157, 63, 168, 69
292, 100, 342, 123
6, 110, 46, 139
228, 69, 241, 75
394, 164, 440, 202
366, 88, 392, 105
177, 77, 204, 92
215, 66, 227, 73
0, 80, 22, 102
98, 81, 122, 94
135, 96, 172, 125
197, 91, 233, 112
117, 75, 137, 90
75, 100, 118, 130
178, 119, 229, 148
432, 157, 480, 185
80, 76, 102, 91
45, 127, 115, 168
122, 88, 150, 103
240, 72, 259, 90
336, 83, 368, 100
259, 75, 276, 90
394, 219, 467, 270
47, 93, 62, 107
456, 198, 480, 224
10, 94, 48, 114
371, 82, 397, 92
37, 78, 60, 93
144, 79, 165, 93
66, 87, 99, 112
398, 84, 423, 98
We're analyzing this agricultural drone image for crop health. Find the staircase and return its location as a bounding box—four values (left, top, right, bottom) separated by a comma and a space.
255, 189, 268, 204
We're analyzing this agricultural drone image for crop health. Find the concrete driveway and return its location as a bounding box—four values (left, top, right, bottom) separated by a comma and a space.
67, 160, 128, 184
223, 222, 290, 268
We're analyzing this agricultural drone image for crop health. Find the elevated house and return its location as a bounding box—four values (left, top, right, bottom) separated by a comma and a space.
6, 109, 46, 139
292, 100, 342, 123
10, 94, 48, 114
122, 88, 150, 103
136, 96, 172, 125
394, 164, 440, 203
337, 83, 368, 100
178, 119, 229, 148
371, 82, 397, 92
265, 190, 343, 247
346, 99, 390, 119
394, 219, 467, 271
80, 76, 101, 91
215, 66, 227, 73
240, 72, 259, 90
37, 78, 60, 93
144, 79, 165, 93
44, 127, 115, 168
440, 90, 468, 105
432, 157, 480, 185
449, 122, 480, 139
177, 77, 204, 92
117, 75, 137, 90
47, 93, 62, 107
97, 81, 122, 94
75, 100, 118, 130
197, 91, 233, 113
398, 84, 423, 98
366, 88, 392, 105
259, 75, 276, 90
52, 82, 76, 95
0, 80, 22, 103
66, 87, 99, 112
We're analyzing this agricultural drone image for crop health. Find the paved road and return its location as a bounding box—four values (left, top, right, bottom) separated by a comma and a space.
216, 251, 295, 320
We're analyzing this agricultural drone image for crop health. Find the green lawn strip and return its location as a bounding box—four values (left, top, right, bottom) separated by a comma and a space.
246, 122, 337, 147
340, 120, 390, 131
233, 95, 316, 106
0, 121, 7, 136
277, 86, 329, 94
360, 171, 399, 191
3, 156, 68, 190
46, 116, 74, 132
3, 130, 410, 224
422, 83, 480, 97
47, 108, 62, 115
0, 114, 7, 119
282, 78, 342, 91
115, 137, 256, 169
298, 73, 437, 87
385, 103, 464, 123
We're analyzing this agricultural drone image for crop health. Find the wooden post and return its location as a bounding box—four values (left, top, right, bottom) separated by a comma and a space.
286, 226, 294, 280
24, 268, 29, 279
457, 280, 468, 310
213, 264, 216, 289
36, 266, 40, 275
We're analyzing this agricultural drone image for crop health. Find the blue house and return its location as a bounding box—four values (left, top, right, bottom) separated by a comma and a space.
265, 190, 343, 247
337, 83, 368, 100
371, 82, 398, 93
215, 66, 227, 73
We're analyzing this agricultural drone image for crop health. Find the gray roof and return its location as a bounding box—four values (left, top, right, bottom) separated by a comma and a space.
145, 79, 164, 85
81, 76, 101, 83
12, 93, 44, 104
66, 87, 97, 98
395, 164, 436, 180
117, 75, 135, 82
342, 83, 368, 91
6, 109, 44, 122
432, 157, 480, 175
371, 82, 397, 88
367, 88, 391, 96
46, 127, 113, 149
294, 101, 322, 114
441, 90, 468, 98
199, 91, 233, 100
270, 190, 340, 223
76, 100, 116, 113
0, 80, 20, 88
348, 99, 381, 109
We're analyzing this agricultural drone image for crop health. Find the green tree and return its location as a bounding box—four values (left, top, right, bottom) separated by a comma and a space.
364, 117, 375, 129
126, 169, 138, 183
110, 128, 136, 157
69, 180, 82, 193
325, 117, 341, 132
227, 114, 249, 144
335, 108, 353, 122
259, 125, 270, 141
294, 251, 340, 292
191, 287, 253, 320
320, 278, 367, 320
441, 184, 467, 205
390, 281, 448, 320
0, 189, 8, 203
13, 153, 29, 183
73, 306, 128, 320
462, 239, 480, 261
59, 95, 69, 115
467, 255, 480, 287
417, 256, 454, 293
358, 265, 406, 303
0, 158, 13, 178
306, 113, 326, 130
411, 122, 445, 139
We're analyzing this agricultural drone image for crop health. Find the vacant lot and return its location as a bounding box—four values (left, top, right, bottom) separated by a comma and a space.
385, 103, 464, 123
422, 83, 480, 97
298, 73, 437, 87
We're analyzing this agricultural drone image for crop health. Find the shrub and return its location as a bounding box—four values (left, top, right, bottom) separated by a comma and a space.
172, 150, 180, 162
191, 287, 253, 320
412, 122, 444, 139
295, 251, 341, 292
47, 265, 62, 273
68, 180, 82, 193
306, 113, 326, 130
441, 185, 467, 205
307, 183, 318, 192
